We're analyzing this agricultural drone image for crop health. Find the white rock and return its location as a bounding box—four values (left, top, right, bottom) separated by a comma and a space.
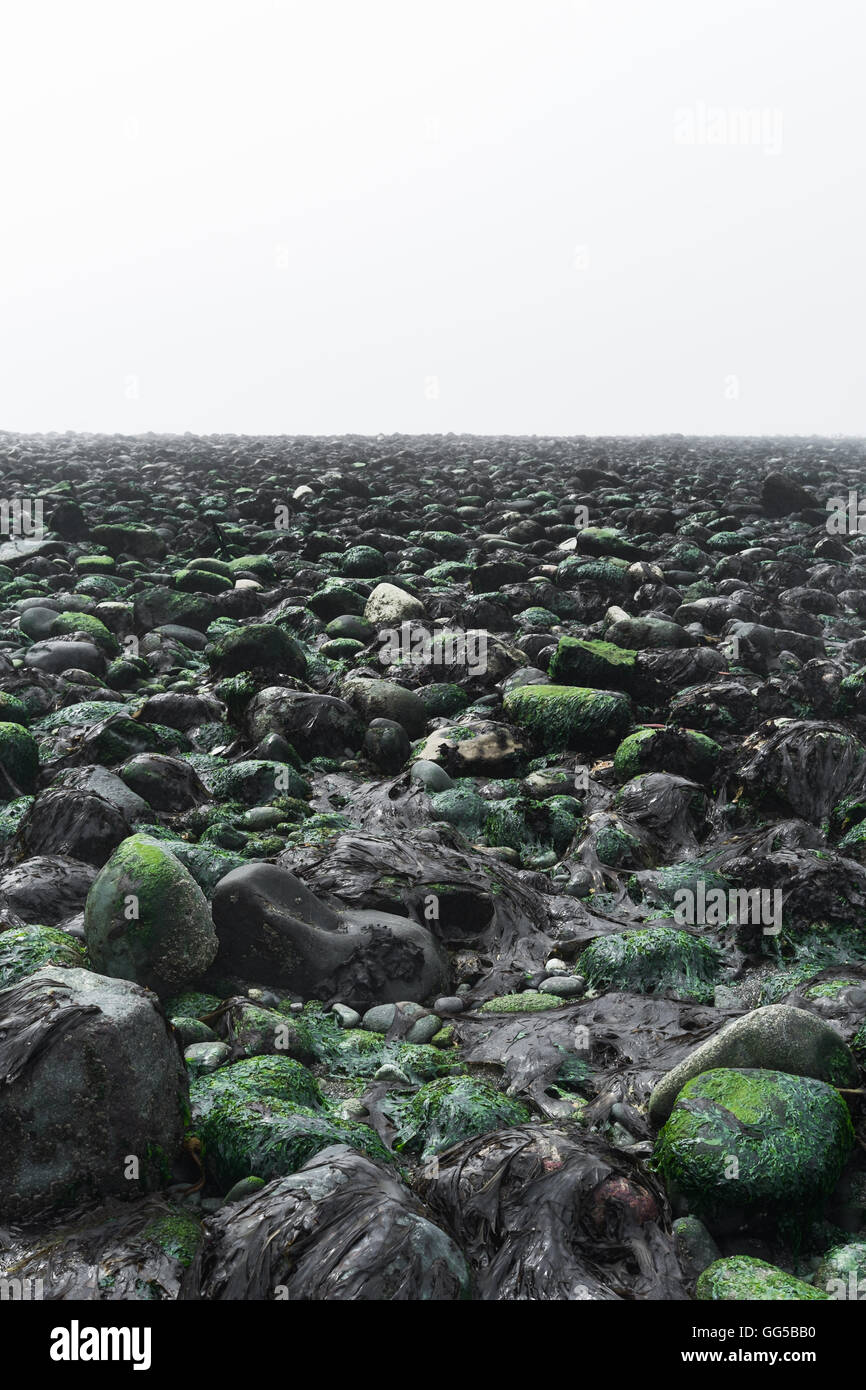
364, 582, 426, 626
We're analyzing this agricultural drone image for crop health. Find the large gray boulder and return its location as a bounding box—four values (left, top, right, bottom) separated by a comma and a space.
211, 862, 449, 1008
648, 1004, 858, 1125
0, 967, 188, 1219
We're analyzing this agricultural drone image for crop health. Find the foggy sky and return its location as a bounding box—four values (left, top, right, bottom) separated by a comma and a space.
1, 0, 864, 437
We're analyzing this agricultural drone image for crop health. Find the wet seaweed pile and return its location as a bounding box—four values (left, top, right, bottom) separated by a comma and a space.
0, 431, 865, 1301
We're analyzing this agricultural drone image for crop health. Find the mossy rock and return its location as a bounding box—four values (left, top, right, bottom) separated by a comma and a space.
386, 1075, 531, 1159
191, 1055, 323, 1117
226, 554, 277, 582
338, 545, 385, 578
428, 785, 488, 840
580, 926, 721, 1003
91, 524, 167, 561
479, 991, 563, 1013
319, 637, 365, 660
149, 840, 246, 898
139, 1209, 204, 1270
75, 554, 116, 575
73, 576, 124, 600
813, 1242, 866, 1298
415, 683, 470, 718
0, 693, 29, 726
203, 758, 310, 806
173, 567, 233, 594
613, 726, 721, 784
307, 587, 366, 621
696, 1256, 828, 1301
548, 637, 637, 690
503, 684, 632, 752
483, 795, 580, 859
163, 990, 222, 1020
652, 1068, 854, 1225
556, 555, 631, 592
0, 722, 39, 796
84, 833, 219, 995
0, 924, 87, 987
575, 526, 644, 560
206, 624, 306, 679
190, 1055, 390, 1188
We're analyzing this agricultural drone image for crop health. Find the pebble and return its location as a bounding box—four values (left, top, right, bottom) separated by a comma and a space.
332, 1003, 362, 1029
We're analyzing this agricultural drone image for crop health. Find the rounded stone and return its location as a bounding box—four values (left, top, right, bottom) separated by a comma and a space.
84, 834, 219, 995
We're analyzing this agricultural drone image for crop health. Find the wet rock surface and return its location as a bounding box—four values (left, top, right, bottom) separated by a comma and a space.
0, 431, 864, 1300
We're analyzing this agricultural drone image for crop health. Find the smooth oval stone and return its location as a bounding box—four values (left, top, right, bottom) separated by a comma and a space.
24, 639, 105, 675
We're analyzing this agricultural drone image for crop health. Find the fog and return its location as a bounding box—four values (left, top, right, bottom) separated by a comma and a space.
1, 0, 863, 436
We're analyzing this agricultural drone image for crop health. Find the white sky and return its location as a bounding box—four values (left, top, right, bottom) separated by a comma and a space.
1, 0, 863, 437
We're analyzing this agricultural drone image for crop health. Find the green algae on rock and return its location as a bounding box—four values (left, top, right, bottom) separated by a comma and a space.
190, 1054, 390, 1188
385, 1075, 531, 1159
548, 637, 637, 690
697, 1255, 828, 1300
652, 1068, 854, 1226
503, 684, 632, 752
479, 990, 563, 1013
206, 623, 306, 679
0, 722, 39, 797
648, 1004, 859, 1124
84, 833, 219, 994
0, 924, 87, 987
580, 926, 721, 1003
613, 726, 721, 784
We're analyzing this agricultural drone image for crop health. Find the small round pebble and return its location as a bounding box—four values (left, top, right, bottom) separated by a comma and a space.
539, 975, 585, 998
434, 996, 465, 1015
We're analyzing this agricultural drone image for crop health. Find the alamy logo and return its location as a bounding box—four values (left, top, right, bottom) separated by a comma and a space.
378, 622, 487, 676
825, 1271, 866, 1300
49, 1320, 151, 1370
0, 498, 44, 539
673, 882, 782, 935
674, 103, 784, 156
0, 1276, 43, 1300
826, 491, 866, 534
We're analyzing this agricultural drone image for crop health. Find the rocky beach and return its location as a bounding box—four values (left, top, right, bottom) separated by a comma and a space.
0, 430, 864, 1303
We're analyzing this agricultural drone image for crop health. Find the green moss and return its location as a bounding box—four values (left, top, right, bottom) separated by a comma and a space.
190, 1055, 323, 1115
503, 684, 632, 752
0, 924, 86, 986
482, 795, 580, 859
613, 726, 720, 783
428, 785, 488, 839
580, 926, 721, 1003
548, 637, 637, 689
479, 991, 563, 1013
141, 1210, 203, 1269
0, 721, 39, 796
385, 1076, 531, 1159
190, 1054, 390, 1187
591, 820, 644, 868
415, 683, 470, 718
49, 611, 120, 656
0, 693, 29, 726
697, 1256, 828, 1301
652, 1068, 855, 1224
